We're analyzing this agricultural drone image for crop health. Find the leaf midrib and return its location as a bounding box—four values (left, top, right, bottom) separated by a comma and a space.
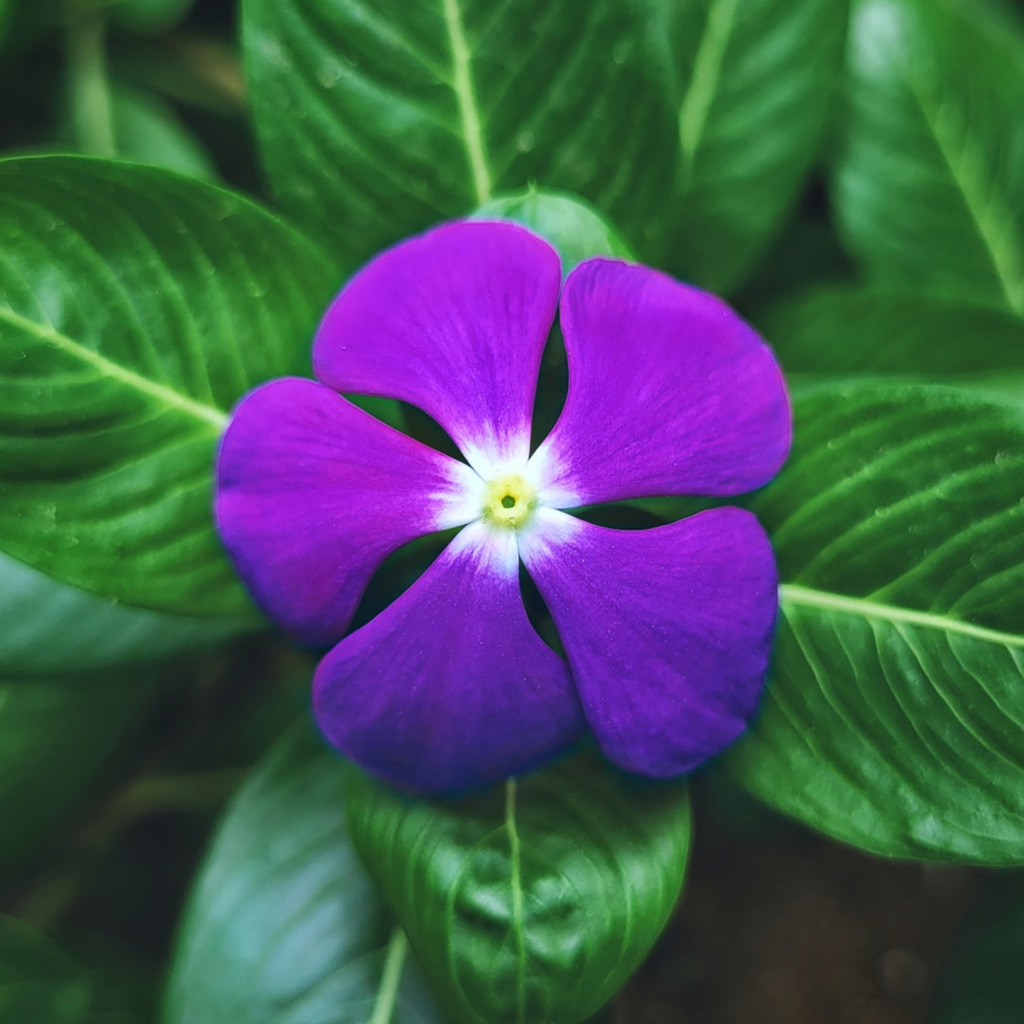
367, 927, 408, 1024
677, 0, 739, 173
441, 0, 492, 205
504, 778, 527, 1024
908, 72, 1024, 314
0, 305, 228, 432
781, 583, 1024, 648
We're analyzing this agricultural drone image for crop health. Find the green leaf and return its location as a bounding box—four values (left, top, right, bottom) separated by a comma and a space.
0, 668, 158, 870
242, 0, 675, 271
835, 0, 1024, 314
473, 188, 635, 271
0, 156, 339, 617
0, 916, 90, 1022
763, 284, 1024, 378
666, 0, 848, 292
164, 721, 449, 1024
107, 84, 218, 179
729, 382, 1024, 863
347, 756, 691, 1024
0, 552, 249, 676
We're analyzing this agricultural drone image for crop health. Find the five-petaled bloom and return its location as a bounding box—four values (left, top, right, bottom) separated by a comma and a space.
215, 221, 791, 793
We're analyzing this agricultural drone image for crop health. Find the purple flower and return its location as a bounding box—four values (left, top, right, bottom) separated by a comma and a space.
215, 221, 791, 793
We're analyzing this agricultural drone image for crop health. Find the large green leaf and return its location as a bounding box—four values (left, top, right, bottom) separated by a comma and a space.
0, 668, 157, 870
729, 382, 1024, 863
242, 0, 675, 270
0, 156, 339, 616
0, 916, 90, 1022
763, 284, 1024, 378
347, 756, 691, 1024
0, 552, 248, 676
163, 721, 448, 1024
666, 0, 848, 292
835, 0, 1024, 313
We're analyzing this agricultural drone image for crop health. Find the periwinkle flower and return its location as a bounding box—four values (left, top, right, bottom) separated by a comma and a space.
215, 221, 791, 793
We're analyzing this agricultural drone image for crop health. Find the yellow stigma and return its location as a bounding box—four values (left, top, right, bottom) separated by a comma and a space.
481, 471, 537, 530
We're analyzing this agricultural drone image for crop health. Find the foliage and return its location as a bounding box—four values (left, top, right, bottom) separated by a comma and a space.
1, 0, 1023, 1020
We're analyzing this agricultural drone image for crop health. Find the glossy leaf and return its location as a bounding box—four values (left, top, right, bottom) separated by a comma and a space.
763, 284, 1024, 377
0, 916, 90, 1021
473, 189, 635, 271
729, 382, 1024, 863
0, 156, 338, 617
347, 755, 691, 1024
242, 0, 675, 270
164, 721, 448, 1024
0, 552, 249, 676
666, 0, 848, 292
835, 0, 1024, 313
0, 668, 158, 869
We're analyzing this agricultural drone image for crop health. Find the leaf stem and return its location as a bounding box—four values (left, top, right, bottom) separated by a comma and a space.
66, 0, 116, 157
369, 927, 408, 1024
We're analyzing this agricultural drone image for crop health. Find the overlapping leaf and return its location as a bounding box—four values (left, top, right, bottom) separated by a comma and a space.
164, 722, 448, 1024
242, 0, 676, 270
347, 756, 691, 1024
729, 382, 1024, 863
763, 284, 1024, 379
0, 156, 339, 616
835, 0, 1024, 313
473, 189, 634, 272
0, 553, 247, 676
666, 0, 847, 292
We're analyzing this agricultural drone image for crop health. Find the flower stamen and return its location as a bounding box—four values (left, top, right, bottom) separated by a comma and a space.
482, 471, 537, 530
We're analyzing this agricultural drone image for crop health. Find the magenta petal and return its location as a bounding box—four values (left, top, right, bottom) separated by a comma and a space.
313, 221, 561, 475
215, 378, 480, 647
313, 522, 585, 793
531, 259, 791, 507
520, 507, 778, 776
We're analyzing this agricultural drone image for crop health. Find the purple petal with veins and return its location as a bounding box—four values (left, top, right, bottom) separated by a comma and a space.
215, 377, 480, 647
313, 522, 585, 792
520, 507, 778, 776
313, 220, 560, 477
531, 258, 791, 508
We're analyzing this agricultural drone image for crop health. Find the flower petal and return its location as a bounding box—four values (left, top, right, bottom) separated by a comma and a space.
314, 221, 561, 476
215, 377, 481, 647
313, 522, 585, 793
530, 259, 791, 507
519, 507, 778, 776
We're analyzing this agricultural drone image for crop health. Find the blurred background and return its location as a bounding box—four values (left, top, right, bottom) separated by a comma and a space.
1, 1, 1023, 1022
